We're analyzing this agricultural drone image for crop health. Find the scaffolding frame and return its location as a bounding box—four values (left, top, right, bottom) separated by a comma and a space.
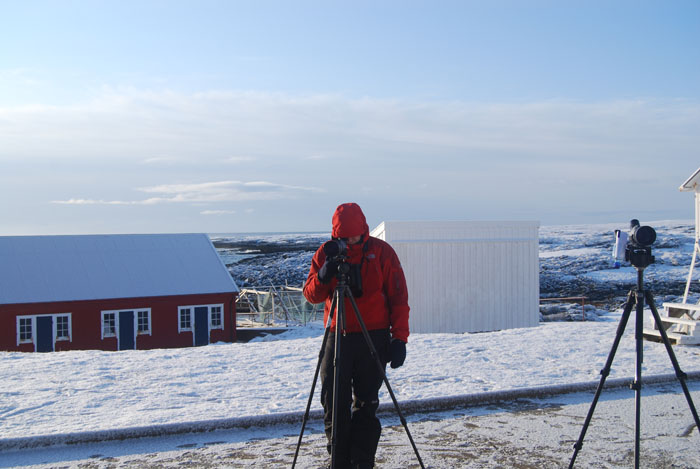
235, 285, 324, 327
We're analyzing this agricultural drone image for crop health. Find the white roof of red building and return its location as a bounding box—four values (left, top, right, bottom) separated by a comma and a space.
0, 233, 239, 305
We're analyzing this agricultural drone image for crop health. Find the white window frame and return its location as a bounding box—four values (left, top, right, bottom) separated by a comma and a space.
210, 305, 224, 330
17, 316, 35, 345
101, 308, 151, 349
16, 313, 73, 348
101, 311, 117, 339
136, 309, 152, 336
178, 304, 225, 331
55, 314, 72, 341
178, 307, 193, 332
178, 304, 225, 345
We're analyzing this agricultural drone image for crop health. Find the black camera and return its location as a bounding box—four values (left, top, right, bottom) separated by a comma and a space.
613, 219, 656, 269
322, 239, 348, 259
628, 219, 656, 247
321, 238, 363, 297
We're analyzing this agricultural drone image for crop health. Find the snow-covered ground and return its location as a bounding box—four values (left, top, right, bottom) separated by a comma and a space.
4, 379, 700, 468
2, 310, 700, 443
2, 220, 700, 468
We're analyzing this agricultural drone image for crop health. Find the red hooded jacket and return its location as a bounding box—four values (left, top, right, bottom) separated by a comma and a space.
303, 203, 410, 343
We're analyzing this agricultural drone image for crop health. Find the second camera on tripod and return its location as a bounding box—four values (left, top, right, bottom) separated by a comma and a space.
613, 219, 657, 269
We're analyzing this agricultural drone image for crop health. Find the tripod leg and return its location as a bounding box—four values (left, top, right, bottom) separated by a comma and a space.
330, 287, 345, 469
569, 290, 636, 469
346, 289, 426, 469
645, 291, 700, 431
633, 289, 645, 469
292, 299, 336, 468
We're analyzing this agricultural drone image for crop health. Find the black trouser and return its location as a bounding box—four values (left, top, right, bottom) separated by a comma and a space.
320, 328, 390, 468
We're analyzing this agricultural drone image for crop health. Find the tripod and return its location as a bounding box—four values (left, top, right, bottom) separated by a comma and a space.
292, 262, 425, 469
568, 265, 700, 468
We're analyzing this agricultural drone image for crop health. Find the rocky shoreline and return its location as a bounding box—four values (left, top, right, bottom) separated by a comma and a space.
214, 239, 318, 288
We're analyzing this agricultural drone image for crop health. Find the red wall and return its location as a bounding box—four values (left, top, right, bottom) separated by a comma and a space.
0, 293, 237, 352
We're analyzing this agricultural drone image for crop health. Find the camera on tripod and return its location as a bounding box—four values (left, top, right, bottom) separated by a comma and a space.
613, 219, 657, 269
321, 238, 363, 297
574, 218, 700, 469
322, 239, 348, 260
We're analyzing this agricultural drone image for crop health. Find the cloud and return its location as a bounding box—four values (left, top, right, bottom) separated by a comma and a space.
0, 68, 43, 87
222, 156, 256, 163
139, 156, 190, 165
7, 89, 700, 230
51, 180, 324, 206
50, 198, 165, 205
139, 180, 323, 200
3, 88, 698, 169
200, 210, 236, 215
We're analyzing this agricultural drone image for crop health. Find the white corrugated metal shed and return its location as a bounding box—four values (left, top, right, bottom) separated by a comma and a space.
0, 234, 239, 305
371, 221, 540, 334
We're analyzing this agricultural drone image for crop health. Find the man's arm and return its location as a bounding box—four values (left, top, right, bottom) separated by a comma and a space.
382, 245, 410, 343
303, 248, 334, 304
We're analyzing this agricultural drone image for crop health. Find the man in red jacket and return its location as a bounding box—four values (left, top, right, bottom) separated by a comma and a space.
303, 202, 410, 469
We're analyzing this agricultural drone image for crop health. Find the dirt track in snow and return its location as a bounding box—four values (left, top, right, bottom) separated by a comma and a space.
9, 380, 700, 469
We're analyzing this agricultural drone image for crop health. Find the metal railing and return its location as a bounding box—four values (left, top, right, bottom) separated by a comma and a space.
236, 285, 324, 327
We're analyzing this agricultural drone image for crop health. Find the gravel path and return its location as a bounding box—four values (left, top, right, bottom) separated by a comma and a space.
7, 380, 700, 469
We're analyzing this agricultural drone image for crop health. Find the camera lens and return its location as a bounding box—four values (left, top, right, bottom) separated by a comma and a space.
322, 239, 347, 257
632, 225, 656, 246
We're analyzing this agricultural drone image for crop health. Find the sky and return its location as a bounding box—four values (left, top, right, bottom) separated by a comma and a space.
1, 0, 699, 235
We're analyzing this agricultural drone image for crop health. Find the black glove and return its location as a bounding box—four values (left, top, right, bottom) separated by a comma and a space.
389, 339, 406, 369
318, 258, 340, 284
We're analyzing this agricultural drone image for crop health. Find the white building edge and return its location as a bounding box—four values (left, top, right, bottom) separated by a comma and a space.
371, 220, 540, 334
643, 167, 700, 345
680, 166, 700, 303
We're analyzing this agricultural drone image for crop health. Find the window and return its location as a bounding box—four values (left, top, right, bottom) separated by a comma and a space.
56, 315, 70, 340
102, 312, 116, 338
137, 310, 151, 335
179, 308, 192, 331
17, 314, 72, 346
210, 306, 223, 329
18, 317, 33, 344
179, 304, 224, 334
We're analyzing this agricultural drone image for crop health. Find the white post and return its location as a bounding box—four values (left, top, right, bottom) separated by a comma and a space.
683, 243, 698, 303
684, 192, 700, 304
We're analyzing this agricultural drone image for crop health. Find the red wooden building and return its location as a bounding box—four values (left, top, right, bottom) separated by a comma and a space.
0, 234, 239, 352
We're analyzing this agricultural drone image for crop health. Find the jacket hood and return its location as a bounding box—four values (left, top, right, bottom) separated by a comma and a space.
331, 203, 370, 239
